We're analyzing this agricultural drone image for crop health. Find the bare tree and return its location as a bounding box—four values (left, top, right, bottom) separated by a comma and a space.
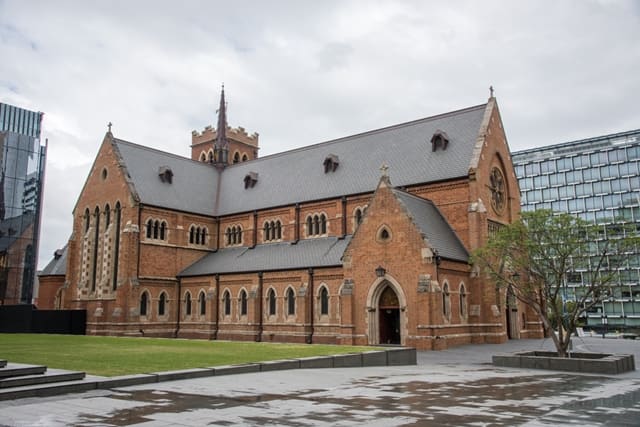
473, 209, 638, 357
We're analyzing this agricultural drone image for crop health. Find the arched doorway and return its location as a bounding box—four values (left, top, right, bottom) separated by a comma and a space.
378, 285, 401, 344
506, 285, 520, 339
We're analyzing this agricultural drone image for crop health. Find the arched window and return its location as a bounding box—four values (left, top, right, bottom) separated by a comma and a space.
264, 221, 271, 241
91, 207, 100, 292
146, 219, 153, 238
459, 284, 467, 317
200, 228, 207, 245
320, 287, 329, 315
207, 150, 214, 163
104, 204, 111, 227
189, 226, 195, 244
233, 152, 240, 164
160, 221, 166, 240
199, 291, 206, 315
377, 225, 392, 242
223, 290, 231, 316
184, 292, 192, 316
112, 202, 121, 291
442, 283, 450, 319
239, 289, 248, 316
225, 226, 242, 246
354, 208, 363, 227
307, 214, 327, 237
158, 292, 167, 316
242, 154, 248, 162
84, 209, 90, 233
264, 220, 282, 242
286, 287, 295, 315
195, 227, 201, 244
140, 291, 149, 316
200, 152, 206, 162
268, 289, 276, 316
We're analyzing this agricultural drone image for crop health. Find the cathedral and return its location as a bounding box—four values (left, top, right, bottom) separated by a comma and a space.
39, 89, 542, 350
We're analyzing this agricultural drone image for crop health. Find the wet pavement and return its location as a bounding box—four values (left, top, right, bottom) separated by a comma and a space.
1, 337, 639, 426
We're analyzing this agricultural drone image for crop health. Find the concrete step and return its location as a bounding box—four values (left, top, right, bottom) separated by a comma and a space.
0, 371, 85, 389
0, 378, 97, 401
0, 364, 47, 379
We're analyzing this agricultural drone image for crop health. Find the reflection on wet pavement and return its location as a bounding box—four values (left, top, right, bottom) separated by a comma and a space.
69, 374, 640, 426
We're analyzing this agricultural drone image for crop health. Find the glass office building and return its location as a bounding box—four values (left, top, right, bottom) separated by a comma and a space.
512, 129, 640, 332
0, 103, 46, 304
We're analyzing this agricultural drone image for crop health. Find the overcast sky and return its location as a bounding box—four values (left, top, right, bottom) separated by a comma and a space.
1, 0, 639, 269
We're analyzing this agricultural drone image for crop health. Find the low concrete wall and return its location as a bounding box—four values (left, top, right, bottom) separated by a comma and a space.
493, 351, 635, 375
0, 347, 417, 401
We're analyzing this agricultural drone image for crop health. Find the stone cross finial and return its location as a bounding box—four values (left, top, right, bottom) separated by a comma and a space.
489, 85, 494, 98
108, 122, 112, 133
380, 163, 389, 177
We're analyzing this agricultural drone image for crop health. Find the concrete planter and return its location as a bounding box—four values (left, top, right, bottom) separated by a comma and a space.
493, 351, 635, 375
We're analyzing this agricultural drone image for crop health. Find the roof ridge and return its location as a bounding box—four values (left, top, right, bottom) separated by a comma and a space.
226, 103, 488, 166
113, 138, 212, 168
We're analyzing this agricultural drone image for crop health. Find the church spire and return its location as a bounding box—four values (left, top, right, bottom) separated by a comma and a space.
216, 84, 228, 147
214, 84, 229, 166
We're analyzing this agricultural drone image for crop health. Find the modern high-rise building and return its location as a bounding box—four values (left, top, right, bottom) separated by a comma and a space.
0, 102, 46, 304
512, 129, 640, 333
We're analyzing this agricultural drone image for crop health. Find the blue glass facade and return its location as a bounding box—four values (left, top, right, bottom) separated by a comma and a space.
0, 103, 45, 304
512, 130, 640, 332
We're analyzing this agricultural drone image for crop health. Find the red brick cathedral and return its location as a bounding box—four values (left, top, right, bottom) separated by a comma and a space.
40, 89, 542, 349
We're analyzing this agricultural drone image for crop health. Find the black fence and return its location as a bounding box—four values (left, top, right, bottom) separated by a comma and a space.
0, 305, 86, 334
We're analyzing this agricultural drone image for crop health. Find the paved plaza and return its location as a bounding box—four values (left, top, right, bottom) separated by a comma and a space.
1, 337, 639, 426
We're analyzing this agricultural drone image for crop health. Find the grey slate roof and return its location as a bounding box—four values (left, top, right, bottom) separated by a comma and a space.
109, 103, 486, 216
392, 189, 469, 262
113, 139, 219, 216
216, 104, 486, 215
40, 245, 68, 276
179, 236, 350, 277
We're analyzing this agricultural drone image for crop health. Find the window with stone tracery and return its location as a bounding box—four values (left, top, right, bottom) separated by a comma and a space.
489, 167, 506, 214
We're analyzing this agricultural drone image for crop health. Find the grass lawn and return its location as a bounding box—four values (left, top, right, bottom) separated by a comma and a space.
0, 334, 374, 377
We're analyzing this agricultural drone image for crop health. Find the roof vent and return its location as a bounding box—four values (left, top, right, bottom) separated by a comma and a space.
244, 172, 258, 189
323, 154, 339, 173
430, 130, 450, 152
158, 166, 173, 183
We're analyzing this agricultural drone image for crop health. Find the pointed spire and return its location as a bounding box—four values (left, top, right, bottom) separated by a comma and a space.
216, 84, 227, 148
213, 84, 229, 166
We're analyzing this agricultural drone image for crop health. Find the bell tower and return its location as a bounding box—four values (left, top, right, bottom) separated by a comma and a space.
191, 86, 260, 166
